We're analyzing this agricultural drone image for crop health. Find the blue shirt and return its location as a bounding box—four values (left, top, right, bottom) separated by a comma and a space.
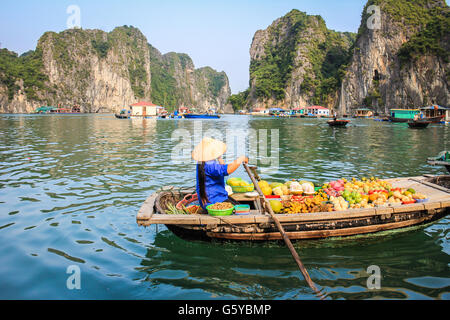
196, 160, 229, 209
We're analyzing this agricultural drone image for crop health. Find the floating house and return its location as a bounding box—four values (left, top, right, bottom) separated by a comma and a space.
306, 106, 330, 117
420, 105, 449, 123
251, 108, 269, 115
291, 107, 305, 117
269, 107, 285, 115
355, 108, 373, 118
389, 109, 420, 122
35, 106, 56, 114
130, 101, 158, 117
34, 106, 81, 114
177, 106, 190, 114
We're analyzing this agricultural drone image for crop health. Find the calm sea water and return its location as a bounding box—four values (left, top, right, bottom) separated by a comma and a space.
0, 114, 449, 300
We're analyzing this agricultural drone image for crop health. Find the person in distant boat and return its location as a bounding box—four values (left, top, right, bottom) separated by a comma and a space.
192, 137, 248, 210
333, 111, 337, 121
414, 113, 419, 121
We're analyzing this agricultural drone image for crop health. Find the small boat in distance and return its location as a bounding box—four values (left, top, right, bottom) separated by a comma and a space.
327, 119, 350, 127
408, 121, 431, 129
184, 114, 220, 119
373, 116, 390, 122
114, 109, 130, 119
115, 113, 130, 119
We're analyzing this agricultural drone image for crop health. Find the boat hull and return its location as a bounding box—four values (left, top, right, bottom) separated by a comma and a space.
389, 117, 410, 123
424, 115, 445, 123
390, 115, 444, 123
327, 120, 350, 127
184, 114, 220, 119
408, 121, 431, 129
164, 208, 447, 242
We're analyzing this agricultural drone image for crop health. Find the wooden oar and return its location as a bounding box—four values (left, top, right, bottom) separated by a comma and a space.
243, 163, 325, 299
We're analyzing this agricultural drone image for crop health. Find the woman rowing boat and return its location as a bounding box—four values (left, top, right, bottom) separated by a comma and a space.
192, 137, 248, 209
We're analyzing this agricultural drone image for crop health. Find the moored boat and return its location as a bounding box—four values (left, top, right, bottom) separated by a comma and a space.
423, 115, 445, 123
327, 119, 350, 127
137, 175, 450, 242
354, 108, 373, 118
420, 105, 449, 123
184, 114, 220, 119
389, 109, 420, 122
408, 121, 431, 129
427, 151, 450, 173
115, 113, 130, 119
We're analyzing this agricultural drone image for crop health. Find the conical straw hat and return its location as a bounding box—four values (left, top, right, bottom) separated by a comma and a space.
192, 137, 227, 162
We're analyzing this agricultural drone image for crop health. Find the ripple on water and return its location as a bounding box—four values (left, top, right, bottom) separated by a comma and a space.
0, 114, 448, 299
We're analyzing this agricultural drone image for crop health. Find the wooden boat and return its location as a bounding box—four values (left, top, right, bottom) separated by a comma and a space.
391, 115, 443, 123
389, 116, 410, 123
115, 113, 130, 119
137, 175, 450, 242
428, 152, 450, 173
423, 115, 445, 123
427, 161, 450, 173
408, 121, 431, 129
184, 114, 220, 119
373, 116, 390, 122
327, 119, 350, 127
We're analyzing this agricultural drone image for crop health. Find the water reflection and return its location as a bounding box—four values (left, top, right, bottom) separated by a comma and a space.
0, 114, 448, 299
135, 220, 449, 300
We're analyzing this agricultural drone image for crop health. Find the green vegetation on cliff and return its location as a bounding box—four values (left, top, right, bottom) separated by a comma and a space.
0, 48, 48, 101
250, 10, 309, 101
109, 26, 149, 98
149, 46, 184, 110
91, 39, 110, 58
301, 29, 355, 105
150, 45, 229, 111
357, 0, 445, 38
228, 89, 249, 111
249, 9, 355, 106
357, 0, 449, 65
194, 67, 227, 98
397, 7, 449, 65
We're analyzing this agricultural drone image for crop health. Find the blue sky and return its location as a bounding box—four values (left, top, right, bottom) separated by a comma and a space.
0, 0, 367, 93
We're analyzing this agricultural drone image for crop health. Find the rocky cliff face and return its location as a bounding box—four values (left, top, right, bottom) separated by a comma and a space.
0, 26, 231, 113
230, 1, 449, 113
247, 9, 355, 110
149, 45, 232, 113
338, 0, 449, 115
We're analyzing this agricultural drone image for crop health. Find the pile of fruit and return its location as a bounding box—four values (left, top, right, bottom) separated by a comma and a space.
226, 177, 254, 192
257, 179, 315, 196
281, 197, 333, 214
255, 176, 429, 214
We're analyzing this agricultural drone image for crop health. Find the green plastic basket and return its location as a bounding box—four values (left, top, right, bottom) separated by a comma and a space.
206, 204, 235, 216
